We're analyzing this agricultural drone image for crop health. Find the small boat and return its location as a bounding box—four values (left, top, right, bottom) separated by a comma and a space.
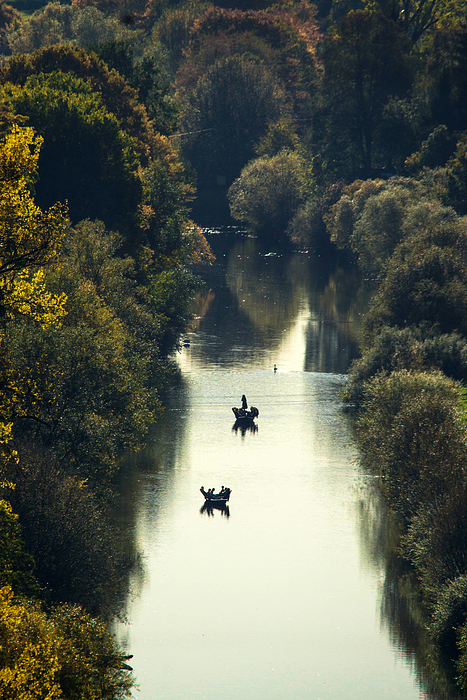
231, 406, 259, 421
200, 486, 231, 504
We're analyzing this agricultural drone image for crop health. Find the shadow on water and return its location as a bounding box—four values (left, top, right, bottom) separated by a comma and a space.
111, 379, 191, 601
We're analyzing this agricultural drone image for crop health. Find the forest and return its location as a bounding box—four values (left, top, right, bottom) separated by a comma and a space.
1, 0, 467, 695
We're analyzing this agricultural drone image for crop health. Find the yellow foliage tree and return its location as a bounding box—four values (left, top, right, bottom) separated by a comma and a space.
0, 586, 134, 699
0, 125, 68, 476
0, 586, 63, 699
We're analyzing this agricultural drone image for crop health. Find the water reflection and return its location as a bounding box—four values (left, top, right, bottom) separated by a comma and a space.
232, 418, 258, 436
356, 477, 464, 699
200, 501, 230, 517
111, 380, 191, 600
190, 232, 367, 373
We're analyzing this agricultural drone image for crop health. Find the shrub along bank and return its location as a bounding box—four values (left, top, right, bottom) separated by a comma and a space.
334, 172, 467, 691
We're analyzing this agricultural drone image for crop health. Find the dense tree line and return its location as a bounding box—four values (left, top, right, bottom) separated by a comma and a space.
0, 21, 211, 695
2, 0, 467, 694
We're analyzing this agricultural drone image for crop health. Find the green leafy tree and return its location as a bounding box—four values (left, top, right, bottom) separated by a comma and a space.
416, 25, 467, 135
356, 369, 467, 519
228, 150, 306, 241
287, 197, 331, 251
0, 500, 39, 599
149, 266, 203, 355
405, 124, 456, 173
344, 326, 467, 406
5, 251, 159, 480
446, 133, 467, 215
1, 45, 156, 165
254, 117, 300, 157
140, 141, 195, 262
6, 451, 135, 615
328, 176, 446, 276
50, 604, 134, 700
1, 71, 142, 235
180, 55, 289, 219
5, 2, 137, 55
363, 212, 467, 342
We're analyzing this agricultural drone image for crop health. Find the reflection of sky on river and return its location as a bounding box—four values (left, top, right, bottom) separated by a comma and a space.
113, 233, 430, 700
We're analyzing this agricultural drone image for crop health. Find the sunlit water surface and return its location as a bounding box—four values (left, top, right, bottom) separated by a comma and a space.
113, 234, 431, 700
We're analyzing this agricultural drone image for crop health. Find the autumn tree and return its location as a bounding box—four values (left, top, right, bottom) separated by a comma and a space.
0, 586, 134, 699
0, 46, 156, 165
91, 40, 180, 135
177, 5, 321, 110
0, 1, 20, 55
155, 2, 208, 72
0, 125, 68, 468
4, 219, 161, 481
363, 0, 467, 42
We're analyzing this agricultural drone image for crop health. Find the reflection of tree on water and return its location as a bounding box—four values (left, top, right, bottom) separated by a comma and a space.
303, 262, 370, 374
357, 479, 464, 699
225, 238, 302, 337
232, 419, 258, 436
190, 231, 369, 372
200, 501, 230, 517
187, 289, 215, 332
111, 379, 191, 606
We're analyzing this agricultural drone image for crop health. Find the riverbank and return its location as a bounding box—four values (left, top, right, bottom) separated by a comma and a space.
335, 176, 467, 694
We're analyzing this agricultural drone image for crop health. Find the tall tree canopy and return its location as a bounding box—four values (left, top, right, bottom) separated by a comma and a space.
315, 10, 412, 182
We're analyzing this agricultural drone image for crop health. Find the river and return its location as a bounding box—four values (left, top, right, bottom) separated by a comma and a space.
112, 231, 441, 699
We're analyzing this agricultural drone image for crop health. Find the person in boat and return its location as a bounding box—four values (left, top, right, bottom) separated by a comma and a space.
200, 486, 214, 498
241, 394, 247, 410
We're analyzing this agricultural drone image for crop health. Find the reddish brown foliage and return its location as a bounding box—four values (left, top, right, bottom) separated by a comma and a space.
176, 4, 321, 110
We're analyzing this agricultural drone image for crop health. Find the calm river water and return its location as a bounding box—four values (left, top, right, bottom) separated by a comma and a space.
113, 232, 440, 699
